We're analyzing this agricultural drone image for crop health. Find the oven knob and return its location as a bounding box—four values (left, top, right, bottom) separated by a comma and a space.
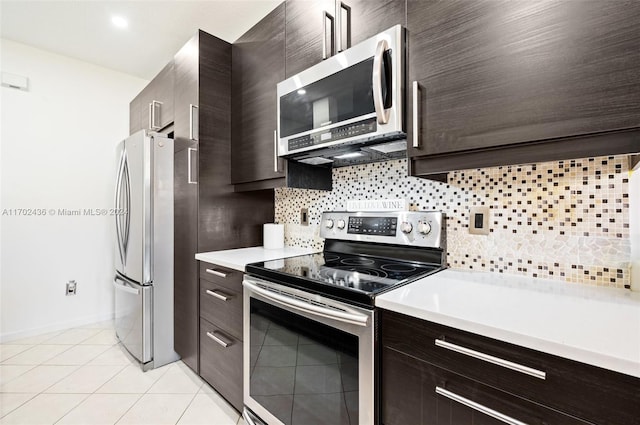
325, 219, 334, 229
337, 219, 346, 230
400, 222, 413, 234
418, 221, 432, 235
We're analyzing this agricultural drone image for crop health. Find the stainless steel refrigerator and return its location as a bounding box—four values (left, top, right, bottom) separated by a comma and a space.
113, 130, 179, 370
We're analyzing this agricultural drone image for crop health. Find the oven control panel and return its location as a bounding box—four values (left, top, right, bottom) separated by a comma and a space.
320, 211, 445, 249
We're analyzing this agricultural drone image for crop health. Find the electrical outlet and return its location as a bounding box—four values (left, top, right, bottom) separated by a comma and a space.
66, 280, 77, 296
469, 206, 490, 235
300, 208, 309, 226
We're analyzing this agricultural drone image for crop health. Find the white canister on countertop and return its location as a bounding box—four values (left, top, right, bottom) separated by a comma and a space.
263, 223, 284, 250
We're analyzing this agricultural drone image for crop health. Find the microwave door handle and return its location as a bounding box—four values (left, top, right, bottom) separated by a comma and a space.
372, 38, 390, 125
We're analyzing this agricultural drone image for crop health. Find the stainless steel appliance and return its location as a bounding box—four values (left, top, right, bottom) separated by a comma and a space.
114, 130, 179, 370
277, 25, 406, 167
242, 211, 446, 425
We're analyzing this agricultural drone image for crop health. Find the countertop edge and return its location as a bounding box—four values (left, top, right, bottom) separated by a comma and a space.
376, 284, 640, 379
195, 247, 318, 272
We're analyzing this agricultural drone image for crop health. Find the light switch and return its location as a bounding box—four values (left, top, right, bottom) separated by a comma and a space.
469, 206, 490, 235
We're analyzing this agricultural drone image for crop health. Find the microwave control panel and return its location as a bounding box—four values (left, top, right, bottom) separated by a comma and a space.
287, 118, 377, 152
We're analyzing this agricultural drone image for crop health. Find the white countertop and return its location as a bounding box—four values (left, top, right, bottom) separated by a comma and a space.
195, 246, 317, 272
376, 269, 640, 378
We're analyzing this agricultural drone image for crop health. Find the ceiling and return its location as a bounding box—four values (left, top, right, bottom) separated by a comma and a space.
0, 0, 283, 80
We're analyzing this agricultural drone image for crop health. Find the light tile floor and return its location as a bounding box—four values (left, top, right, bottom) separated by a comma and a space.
0, 321, 245, 425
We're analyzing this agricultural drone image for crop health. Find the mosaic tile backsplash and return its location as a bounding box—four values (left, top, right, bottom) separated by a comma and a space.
275, 155, 631, 288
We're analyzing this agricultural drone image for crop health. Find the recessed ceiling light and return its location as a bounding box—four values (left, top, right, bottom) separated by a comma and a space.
111, 16, 128, 29
297, 89, 306, 95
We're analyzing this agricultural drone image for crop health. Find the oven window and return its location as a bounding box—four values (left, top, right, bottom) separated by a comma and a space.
250, 298, 359, 425
280, 57, 375, 138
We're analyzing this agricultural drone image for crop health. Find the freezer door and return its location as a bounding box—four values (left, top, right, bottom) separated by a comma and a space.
114, 130, 152, 284
114, 275, 152, 364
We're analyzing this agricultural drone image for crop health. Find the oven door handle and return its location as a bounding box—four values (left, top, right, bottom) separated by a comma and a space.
243, 280, 369, 327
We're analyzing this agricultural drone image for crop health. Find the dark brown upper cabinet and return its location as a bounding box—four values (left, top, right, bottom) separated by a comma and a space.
231, 3, 332, 192
407, 0, 640, 178
284, 0, 336, 78
231, 4, 286, 187
129, 61, 175, 134
284, 0, 405, 78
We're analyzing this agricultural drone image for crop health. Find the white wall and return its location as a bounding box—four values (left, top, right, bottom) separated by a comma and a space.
0, 39, 148, 341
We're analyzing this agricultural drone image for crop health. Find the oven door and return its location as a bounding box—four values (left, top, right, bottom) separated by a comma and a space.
243, 276, 376, 425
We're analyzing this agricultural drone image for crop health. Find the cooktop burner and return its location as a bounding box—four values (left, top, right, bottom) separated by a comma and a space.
246, 251, 442, 307
246, 211, 446, 308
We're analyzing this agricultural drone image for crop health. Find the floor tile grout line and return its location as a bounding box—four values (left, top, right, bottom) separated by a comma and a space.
112, 392, 146, 425
0, 392, 39, 419
172, 391, 200, 425
0, 363, 37, 387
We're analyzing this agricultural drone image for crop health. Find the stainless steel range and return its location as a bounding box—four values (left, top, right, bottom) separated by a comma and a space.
242, 211, 445, 425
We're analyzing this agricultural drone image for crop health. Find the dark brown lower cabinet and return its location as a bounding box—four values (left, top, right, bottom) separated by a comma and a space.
381, 310, 640, 425
382, 347, 591, 425
200, 318, 243, 411
198, 262, 244, 412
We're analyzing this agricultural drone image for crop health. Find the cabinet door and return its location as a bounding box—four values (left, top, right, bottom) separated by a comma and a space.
285, 0, 405, 77
174, 36, 199, 152
382, 347, 592, 425
145, 61, 175, 131
129, 95, 143, 135
130, 62, 175, 133
231, 4, 286, 184
407, 1, 640, 160
173, 146, 199, 373
172, 35, 199, 373
285, 0, 336, 77
338, 0, 405, 49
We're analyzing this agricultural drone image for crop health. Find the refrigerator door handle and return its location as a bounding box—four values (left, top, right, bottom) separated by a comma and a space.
122, 154, 131, 260
113, 277, 140, 295
115, 148, 126, 266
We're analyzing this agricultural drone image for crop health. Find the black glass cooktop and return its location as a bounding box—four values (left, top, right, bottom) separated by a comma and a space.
246, 251, 442, 308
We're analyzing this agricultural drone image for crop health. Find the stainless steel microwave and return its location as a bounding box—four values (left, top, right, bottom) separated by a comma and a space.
277, 25, 406, 167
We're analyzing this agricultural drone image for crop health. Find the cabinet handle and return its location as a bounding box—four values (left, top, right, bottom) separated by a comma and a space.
322, 10, 335, 59
206, 289, 232, 301
412, 81, 420, 148
273, 130, 279, 173
187, 148, 197, 184
372, 38, 390, 125
189, 104, 198, 141
205, 268, 227, 278
336, 1, 351, 53
206, 331, 233, 348
149, 100, 162, 130
435, 387, 528, 425
435, 339, 546, 380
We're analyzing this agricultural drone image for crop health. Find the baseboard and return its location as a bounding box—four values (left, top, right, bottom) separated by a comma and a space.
0, 311, 115, 343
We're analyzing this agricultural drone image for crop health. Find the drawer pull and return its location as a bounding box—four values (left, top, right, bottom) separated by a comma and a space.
205, 268, 227, 278
206, 331, 232, 348
436, 387, 528, 425
206, 289, 232, 301
435, 339, 546, 380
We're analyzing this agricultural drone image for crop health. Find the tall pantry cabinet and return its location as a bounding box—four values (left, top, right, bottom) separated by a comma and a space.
172, 31, 275, 374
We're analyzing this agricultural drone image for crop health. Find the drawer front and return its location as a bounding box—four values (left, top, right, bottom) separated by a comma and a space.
199, 262, 243, 292
199, 279, 242, 340
382, 346, 592, 425
381, 310, 640, 425
199, 318, 243, 412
